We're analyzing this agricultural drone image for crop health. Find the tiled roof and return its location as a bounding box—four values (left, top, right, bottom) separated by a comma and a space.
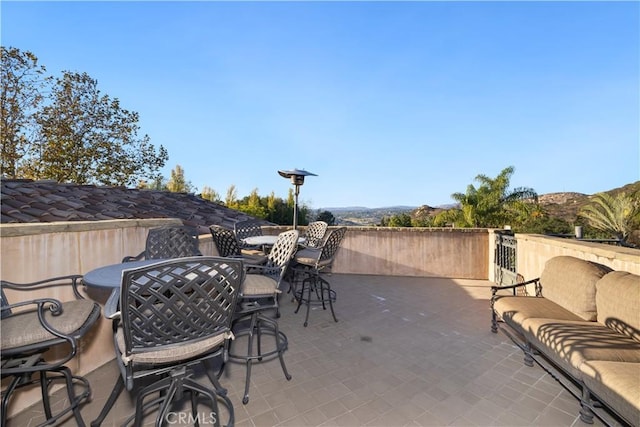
0, 179, 272, 233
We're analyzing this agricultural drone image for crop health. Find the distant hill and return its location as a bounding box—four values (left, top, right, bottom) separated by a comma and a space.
324, 182, 640, 226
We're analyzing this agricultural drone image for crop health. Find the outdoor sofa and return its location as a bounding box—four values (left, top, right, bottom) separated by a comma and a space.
491, 255, 640, 426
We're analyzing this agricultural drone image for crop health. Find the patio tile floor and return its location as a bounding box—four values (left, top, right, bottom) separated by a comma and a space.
6, 274, 611, 426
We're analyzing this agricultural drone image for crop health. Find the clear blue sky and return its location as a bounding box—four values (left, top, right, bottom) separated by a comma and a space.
2, 1, 638, 209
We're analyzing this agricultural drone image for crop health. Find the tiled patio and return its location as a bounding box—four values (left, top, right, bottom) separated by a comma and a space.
7, 274, 608, 426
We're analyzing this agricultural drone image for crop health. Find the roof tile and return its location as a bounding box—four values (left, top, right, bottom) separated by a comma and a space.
1, 179, 271, 230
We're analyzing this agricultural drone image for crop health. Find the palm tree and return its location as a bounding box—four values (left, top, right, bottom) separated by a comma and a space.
579, 192, 640, 242
451, 166, 538, 227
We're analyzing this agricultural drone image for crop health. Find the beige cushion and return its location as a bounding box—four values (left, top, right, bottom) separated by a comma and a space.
596, 271, 640, 342
494, 296, 583, 329
521, 318, 640, 377
294, 248, 321, 265
295, 248, 333, 268
540, 256, 612, 321
116, 329, 230, 364
242, 274, 278, 296
1, 300, 98, 350
580, 360, 640, 425
242, 253, 268, 266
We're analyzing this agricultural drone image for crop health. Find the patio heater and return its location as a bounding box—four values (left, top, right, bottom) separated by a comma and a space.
278, 168, 317, 230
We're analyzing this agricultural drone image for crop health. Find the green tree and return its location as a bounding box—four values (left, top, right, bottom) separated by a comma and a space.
225, 185, 238, 208
316, 210, 336, 225
579, 192, 640, 242
25, 71, 167, 185
237, 188, 267, 218
1, 47, 52, 177
167, 164, 193, 193
200, 185, 221, 203
451, 166, 537, 227
387, 213, 413, 227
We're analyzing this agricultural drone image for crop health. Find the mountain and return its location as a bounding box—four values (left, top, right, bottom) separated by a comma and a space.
325, 182, 640, 226
322, 206, 418, 226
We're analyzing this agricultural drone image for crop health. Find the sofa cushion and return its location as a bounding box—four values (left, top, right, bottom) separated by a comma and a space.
579, 360, 640, 425
596, 271, 640, 343
494, 296, 582, 329
539, 256, 612, 321
521, 318, 640, 377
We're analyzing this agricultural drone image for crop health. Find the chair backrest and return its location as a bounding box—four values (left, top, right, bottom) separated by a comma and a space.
145, 225, 202, 259
303, 221, 329, 248
209, 225, 241, 257
234, 219, 263, 242
119, 257, 242, 356
317, 227, 347, 267
263, 229, 299, 283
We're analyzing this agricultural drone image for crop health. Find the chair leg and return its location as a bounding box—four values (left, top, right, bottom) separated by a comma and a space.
1, 375, 22, 427
91, 375, 124, 427
267, 315, 292, 382
59, 366, 88, 427
229, 310, 291, 405
153, 376, 181, 427
39, 370, 53, 421
241, 313, 259, 404
319, 277, 339, 323
182, 378, 234, 427
202, 358, 227, 396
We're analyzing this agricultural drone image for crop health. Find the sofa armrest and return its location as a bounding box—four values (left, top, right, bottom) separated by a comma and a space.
491, 278, 542, 298
491, 278, 542, 333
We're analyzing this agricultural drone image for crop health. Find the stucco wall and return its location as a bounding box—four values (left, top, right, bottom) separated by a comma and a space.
516, 233, 640, 280
2, 220, 638, 416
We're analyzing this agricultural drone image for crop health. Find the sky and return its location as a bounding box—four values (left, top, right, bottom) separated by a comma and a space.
2, 1, 638, 209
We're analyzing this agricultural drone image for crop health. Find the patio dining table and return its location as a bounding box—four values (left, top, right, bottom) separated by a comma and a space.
242, 235, 306, 247
83, 259, 169, 318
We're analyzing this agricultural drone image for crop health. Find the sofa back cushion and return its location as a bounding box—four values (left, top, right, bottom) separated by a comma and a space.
596, 271, 640, 342
540, 256, 612, 321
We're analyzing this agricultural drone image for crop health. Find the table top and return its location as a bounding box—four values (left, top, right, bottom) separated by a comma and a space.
84, 259, 167, 289
84, 259, 169, 318
242, 235, 306, 246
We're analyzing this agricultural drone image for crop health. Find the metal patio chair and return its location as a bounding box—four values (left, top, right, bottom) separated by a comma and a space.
1, 275, 102, 427
300, 221, 329, 249
233, 219, 266, 253
122, 225, 202, 262
291, 227, 347, 327
90, 257, 242, 427
222, 229, 299, 404
209, 225, 267, 267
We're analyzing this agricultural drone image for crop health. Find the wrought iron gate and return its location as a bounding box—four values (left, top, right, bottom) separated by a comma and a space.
494, 230, 517, 286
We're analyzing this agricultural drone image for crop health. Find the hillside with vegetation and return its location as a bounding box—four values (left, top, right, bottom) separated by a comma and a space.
328, 181, 640, 246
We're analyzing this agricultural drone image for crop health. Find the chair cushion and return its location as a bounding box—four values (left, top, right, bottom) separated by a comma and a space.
521, 318, 640, 377
596, 271, 640, 342
579, 360, 640, 424
294, 248, 332, 268
539, 256, 611, 321
242, 253, 268, 266
242, 274, 278, 296
1, 300, 98, 350
116, 329, 231, 365
493, 296, 583, 329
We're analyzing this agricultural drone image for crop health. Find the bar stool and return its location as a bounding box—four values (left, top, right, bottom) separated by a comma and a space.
224, 229, 299, 404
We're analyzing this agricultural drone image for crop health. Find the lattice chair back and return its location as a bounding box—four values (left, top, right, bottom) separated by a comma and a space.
303, 221, 329, 248
317, 227, 347, 269
144, 225, 202, 259
263, 229, 300, 284
119, 257, 241, 378
210, 225, 242, 257
234, 219, 263, 242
